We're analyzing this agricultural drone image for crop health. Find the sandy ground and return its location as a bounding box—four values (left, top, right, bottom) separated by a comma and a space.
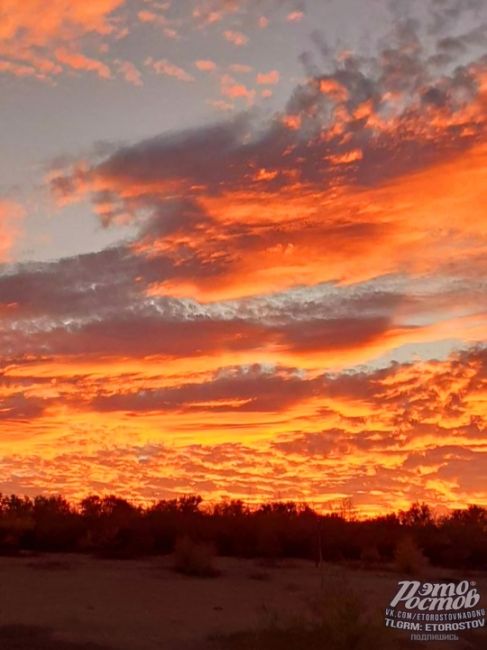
0, 554, 484, 650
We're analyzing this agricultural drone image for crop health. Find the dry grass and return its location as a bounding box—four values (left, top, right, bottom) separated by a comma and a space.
0, 554, 484, 650
360, 544, 381, 566
26, 558, 73, 571
212, 573, 393, 650
394, 536, 428, 575
173, 536, 220, 578
247, 570, 272, 581
0, 625, 113, 650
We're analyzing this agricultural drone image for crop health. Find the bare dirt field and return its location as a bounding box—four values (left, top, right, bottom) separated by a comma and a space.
0, 554, 484, 650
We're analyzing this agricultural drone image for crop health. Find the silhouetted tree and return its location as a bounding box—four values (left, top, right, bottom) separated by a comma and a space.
0, 492, 483, 569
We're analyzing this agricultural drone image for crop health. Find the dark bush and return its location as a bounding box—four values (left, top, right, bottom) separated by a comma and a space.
0, 494, 484, 570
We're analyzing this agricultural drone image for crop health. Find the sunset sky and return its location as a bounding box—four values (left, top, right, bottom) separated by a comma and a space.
0, 0, 486, 515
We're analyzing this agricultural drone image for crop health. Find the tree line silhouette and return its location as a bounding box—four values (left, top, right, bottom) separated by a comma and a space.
0, 494, 485, 569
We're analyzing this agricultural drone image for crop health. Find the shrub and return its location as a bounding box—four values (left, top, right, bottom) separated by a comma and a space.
0, 493, 484, 570
173, 536, 219, 577
394, 536, 428, 575
248, 570, 272, 581
0, 515, 34, 555
359, 544, 381, 566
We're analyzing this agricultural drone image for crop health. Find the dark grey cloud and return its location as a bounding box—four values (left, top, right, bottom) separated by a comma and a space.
429, 0, 486, 34
90, 364, 321, 413
69, 345, 486, 419
273, 427, 404, 457
1, 227, 484, 363
50, 6, 486, 217
0, 393, 46, 421
40, 5, 487, 323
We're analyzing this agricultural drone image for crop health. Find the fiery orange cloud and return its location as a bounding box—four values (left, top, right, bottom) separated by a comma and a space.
56, 28, 487, 300
0, 200, 23, 262
0, 0, 125, 79
319, 78, 349, 102
145, 57, 194, 82
115, 141, 484, 303
287, 11, 304, 22
229, 64, 253, 74
55, 48, 111, 79
137, 5, 179, 39
0, 349, 484, 514
220, 73, 255, 103
3, 3, 487, 516
117, 60, 143, 86
256, 69, 280, 85
0, 0, 124, 44
223, 30, 248, 46
195, 59, 217, 72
